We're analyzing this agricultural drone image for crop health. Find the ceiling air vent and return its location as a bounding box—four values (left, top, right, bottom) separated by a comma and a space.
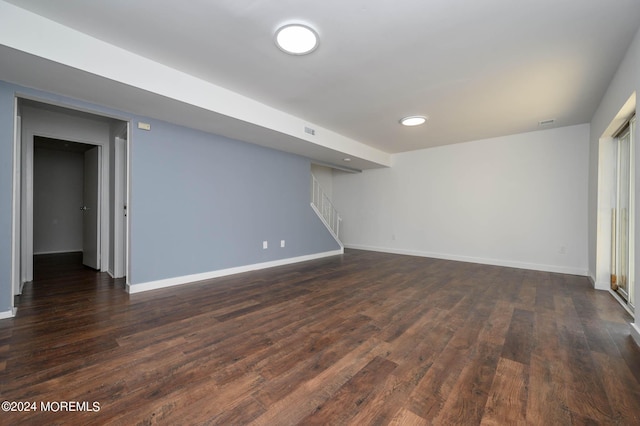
538, 119, 555, 126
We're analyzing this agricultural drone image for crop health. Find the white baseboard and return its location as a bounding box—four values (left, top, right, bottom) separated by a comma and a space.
589, 276, 612, 292
344, 244, 588, 276
0, 308, 16, 320
128, 249, 344, 294
631, 323, 640, 348
593, 280, 611, 291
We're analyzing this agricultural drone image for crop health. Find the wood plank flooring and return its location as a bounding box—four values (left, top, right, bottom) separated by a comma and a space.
1, 250, 639, 425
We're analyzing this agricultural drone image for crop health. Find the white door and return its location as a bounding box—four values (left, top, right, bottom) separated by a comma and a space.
113, 136, 127, 278
82, 146, 100, 269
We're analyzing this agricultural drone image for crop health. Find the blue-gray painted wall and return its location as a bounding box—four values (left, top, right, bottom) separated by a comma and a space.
129, 117, 339, 283
0, 80, 340, 311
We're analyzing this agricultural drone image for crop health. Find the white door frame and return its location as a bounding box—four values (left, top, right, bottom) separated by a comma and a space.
21, 131, 108, 281
10, 99, 21, 312
11, 96, 130, 310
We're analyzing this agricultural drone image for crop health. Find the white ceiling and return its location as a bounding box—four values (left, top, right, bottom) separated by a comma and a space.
1, 0, 640, 170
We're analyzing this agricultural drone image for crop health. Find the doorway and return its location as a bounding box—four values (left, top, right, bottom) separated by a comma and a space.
611, 115, 635, 310
33, 137, 100, 270
12, 97, 129, 306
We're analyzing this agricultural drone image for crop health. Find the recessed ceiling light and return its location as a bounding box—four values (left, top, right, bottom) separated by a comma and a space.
400, 116, 428, 126
275, 24, 319, 55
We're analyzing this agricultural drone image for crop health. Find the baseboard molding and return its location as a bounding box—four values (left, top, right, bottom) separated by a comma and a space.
0, 308, 16, 320
631, 323, 640, 348
590, 278, 612, 292
344, 244, 588, 276
33, 249, 82, 255
128, 249, 344, 294
593, 280, 611, 291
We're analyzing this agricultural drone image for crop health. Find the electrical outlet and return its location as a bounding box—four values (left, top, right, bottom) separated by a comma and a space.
263, 241, 268, 249
281, 240, 285, 248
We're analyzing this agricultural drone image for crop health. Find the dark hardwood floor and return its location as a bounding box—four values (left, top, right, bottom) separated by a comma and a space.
1, 250, 639, 425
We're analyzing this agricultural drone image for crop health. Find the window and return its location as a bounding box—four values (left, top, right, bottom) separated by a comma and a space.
612, 115, 635, 310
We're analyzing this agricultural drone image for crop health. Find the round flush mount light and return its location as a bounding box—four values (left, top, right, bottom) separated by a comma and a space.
400, 116, 428, 126
275, 23, 319, 55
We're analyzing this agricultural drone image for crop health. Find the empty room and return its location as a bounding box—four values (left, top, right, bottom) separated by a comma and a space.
0, 1, 639, 424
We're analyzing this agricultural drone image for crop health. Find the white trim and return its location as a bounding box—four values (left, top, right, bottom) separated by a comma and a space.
593, 280, 611, 291
590, 273, 614, 291
27, 133, 107, 272
125, 122, 131, 287
631, 323, 640, 347
0, 309, 16, 320
20, 101, 113, 282
127, 249, 344, 294
344, 244, 589, 276
11, 100, 21, 300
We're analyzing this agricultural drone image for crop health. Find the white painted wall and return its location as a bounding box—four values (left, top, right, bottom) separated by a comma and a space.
33, 147, 84, 254
333, 124, 590, 275
588, 26, 639, 344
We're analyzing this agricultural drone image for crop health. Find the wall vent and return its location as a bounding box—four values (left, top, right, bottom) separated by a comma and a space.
304, 126, 316, 136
